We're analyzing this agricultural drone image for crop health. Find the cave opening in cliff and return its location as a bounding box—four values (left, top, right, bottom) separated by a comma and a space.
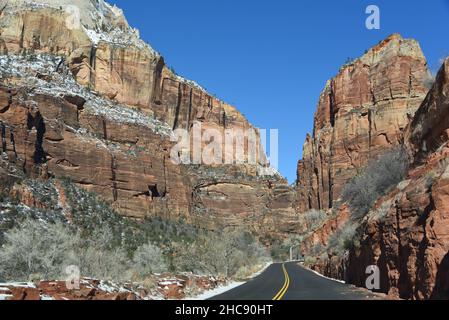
148, 184, 166, 199
132, 184, 166, 200
27, 112, 47, 165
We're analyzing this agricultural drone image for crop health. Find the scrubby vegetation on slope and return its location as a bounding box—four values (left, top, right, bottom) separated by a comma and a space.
298, 148, 411, 260
342, 148, 409, 219
0, 175, 270, 283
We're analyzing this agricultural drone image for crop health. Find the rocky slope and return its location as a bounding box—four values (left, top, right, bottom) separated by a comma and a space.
0, 0, 297, 238
296, 34, 431, 212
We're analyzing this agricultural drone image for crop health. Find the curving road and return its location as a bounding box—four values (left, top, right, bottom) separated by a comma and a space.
210, 262, 381, 300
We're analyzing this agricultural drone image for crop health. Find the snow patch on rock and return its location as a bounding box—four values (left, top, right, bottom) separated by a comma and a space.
0, 54, 172, 136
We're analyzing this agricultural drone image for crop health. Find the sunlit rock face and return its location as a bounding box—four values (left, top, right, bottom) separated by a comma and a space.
298, 51, 449, 300
0, 0, 298, 239
344, 58, 449, 300
296, 34, 431, 213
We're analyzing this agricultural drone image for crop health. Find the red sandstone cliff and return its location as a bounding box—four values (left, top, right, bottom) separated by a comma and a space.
342, 58, 449, 300
298, 39, 449, 300
0, 0, 297, 238
296, 34, 431, 212
4, 2, 447, 301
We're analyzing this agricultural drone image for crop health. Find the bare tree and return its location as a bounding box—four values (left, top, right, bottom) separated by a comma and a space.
0, 219, 79, 281
133, 242, 167, 277
173, 228, 269, 278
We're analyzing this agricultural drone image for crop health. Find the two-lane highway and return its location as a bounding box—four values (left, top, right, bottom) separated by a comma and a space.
211, 262, 381, 300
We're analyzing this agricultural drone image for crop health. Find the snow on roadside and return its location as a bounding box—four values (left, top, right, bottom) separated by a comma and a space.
300, 263, 346, 284
158, 280, 183, 287
189, 281, 245, 301
187, 262, 272, 300
250, 262, 272, 278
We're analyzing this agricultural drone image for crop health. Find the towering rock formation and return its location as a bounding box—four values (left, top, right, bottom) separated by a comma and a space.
343, 58, 449, 300
297, 37, 449, 300
0, 0, 259, 143
296, 34, 431, 212
0, 0, 297, 238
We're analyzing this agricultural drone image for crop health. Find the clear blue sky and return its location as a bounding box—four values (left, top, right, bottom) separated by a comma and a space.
108, 0, 449, 183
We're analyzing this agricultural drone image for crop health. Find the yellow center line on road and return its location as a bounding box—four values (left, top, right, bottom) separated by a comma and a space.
272, 263, 290, 300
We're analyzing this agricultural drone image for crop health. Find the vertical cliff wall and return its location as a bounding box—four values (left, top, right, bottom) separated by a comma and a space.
296, 34, 431, 212
0, 0, 297, 238
344, 58, 449, 300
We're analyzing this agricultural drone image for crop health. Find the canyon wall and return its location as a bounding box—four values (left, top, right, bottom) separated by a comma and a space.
298, 37, 449, 300
344, 58, 449, 300
0, 0, 297, 238
2, 1, 448, 300
292, 34, 449, 300
296, 34, 430, 212
0, 0, 261, 149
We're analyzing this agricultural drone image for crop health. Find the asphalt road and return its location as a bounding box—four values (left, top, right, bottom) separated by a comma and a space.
210, 262, 381, 300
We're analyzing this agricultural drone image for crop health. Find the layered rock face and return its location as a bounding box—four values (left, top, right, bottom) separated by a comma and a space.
304, 58, 449, 300
0, 0, 296, 236
0, 84, 192, 221
344, 59, 449, 300
296, 34, 430, 212
0, 0, 258, 144
294, 35, 449, 300
406, 58, 449, 158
